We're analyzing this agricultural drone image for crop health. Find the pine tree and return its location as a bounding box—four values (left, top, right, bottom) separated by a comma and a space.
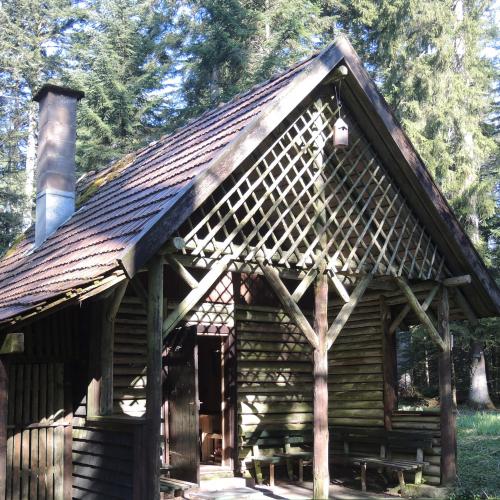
174, 0, 327, 123
0, 0, 73, 250
66, 0, 174, 173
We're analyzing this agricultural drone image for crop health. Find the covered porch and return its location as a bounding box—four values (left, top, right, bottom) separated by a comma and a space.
105, 71, 470, 498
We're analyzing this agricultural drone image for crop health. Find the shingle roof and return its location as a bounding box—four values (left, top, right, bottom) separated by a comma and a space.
1, 37, 499, 324
0, 53, 315, 322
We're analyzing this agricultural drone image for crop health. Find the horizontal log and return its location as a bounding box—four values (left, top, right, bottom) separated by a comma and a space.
328, 382, 383, 391
330, 390, 383, 401
238, 385, 313, 394
329, 356, 383, 367
328, 418, 384, 426
238, 422, 313, 433
238, 361, 312, 370
328, 373, 383, 383
238, 413, 313, 425
391, 422, 440, 430
238, 353, 311, 362
330, 348, 382, 359
330, 365, 382, 375
72, 475, 132, 498
237, 332, 308, 343
442, 275, 471, 287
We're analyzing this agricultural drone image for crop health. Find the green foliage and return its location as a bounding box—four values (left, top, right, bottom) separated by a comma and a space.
0, 0, 73, 253
173, 0, 327, 123
66, 0, 174, 173
450, 410, 500, 499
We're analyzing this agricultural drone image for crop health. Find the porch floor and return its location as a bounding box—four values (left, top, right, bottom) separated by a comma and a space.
187, 477, 397, 499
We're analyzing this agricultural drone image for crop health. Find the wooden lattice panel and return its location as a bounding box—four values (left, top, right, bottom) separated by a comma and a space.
178, 90, 447, 280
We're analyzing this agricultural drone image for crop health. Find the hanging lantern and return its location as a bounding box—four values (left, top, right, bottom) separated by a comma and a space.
333, 117, 349, 149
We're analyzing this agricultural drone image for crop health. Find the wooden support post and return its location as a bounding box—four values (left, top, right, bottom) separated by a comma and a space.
438, 286, 457, 486
146, 256, 164, 500
0, 359, 7, 500
101, 280, 128, 415
360, 462, 367, 492
381, 297, 396, 430
313, 272, 329, 500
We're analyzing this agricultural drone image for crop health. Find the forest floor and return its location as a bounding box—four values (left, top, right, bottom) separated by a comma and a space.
452, 409, 500, 499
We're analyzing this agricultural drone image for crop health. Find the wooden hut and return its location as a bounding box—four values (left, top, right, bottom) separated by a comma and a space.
0, 37, 499, 500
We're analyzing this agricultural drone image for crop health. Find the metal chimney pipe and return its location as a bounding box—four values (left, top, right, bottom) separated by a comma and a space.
33, 84, 84, 247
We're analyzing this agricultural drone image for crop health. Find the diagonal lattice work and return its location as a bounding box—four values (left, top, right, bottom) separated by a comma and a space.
177, 89, 448, 281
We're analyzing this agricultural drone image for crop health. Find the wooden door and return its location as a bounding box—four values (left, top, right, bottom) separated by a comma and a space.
166, 327, 200, 484
5, 363, 68, 500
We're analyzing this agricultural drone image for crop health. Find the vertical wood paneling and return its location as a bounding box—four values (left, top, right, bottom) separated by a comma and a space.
5, 363, 66, 500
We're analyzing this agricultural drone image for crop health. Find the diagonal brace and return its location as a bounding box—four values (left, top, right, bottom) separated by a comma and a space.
162, 255, 231, 338
327, 273, 373, 349
389, 284, 439, 334
259, 262, 319, 350
165, 254, 199, 289
393, 276, 445, 351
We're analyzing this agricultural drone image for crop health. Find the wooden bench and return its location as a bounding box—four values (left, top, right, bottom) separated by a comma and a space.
250, 435, 312, 486
273, 436, 313, 483
332, 426, 433, 494
160, 465, 197, 497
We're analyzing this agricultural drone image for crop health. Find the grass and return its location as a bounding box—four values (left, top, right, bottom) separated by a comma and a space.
450, 409, 500, 500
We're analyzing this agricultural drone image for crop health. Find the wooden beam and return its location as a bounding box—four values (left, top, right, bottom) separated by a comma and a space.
160, 236, 186, 254
327, 274, 372, 349
0, 333, 24, 355
393, 277, 446, 351
0, 359, 7, 499
453, 289, 478, 324
162, 255, 231, 338
146, 256, 164, 500
381, 297, 397, 430
438, 287, 457, 485
291, 268, 318, 302
389, 284, 439, 334
130, 276, 148, 311
100, 280, 128, 415
165, 254, 199, 289
312, 272, 329, 499
442, 275, 471, 287
259, 262, 319, 350
328, 271, 350, 303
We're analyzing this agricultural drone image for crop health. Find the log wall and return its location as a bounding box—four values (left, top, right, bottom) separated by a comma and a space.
391, 411, 442, 485
235, 301, 442, 485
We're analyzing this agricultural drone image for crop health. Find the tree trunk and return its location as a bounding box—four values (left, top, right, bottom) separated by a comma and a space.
468, 340, 495, 409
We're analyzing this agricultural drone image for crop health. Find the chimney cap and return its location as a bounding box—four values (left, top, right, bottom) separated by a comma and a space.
33, 83, 85, 103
